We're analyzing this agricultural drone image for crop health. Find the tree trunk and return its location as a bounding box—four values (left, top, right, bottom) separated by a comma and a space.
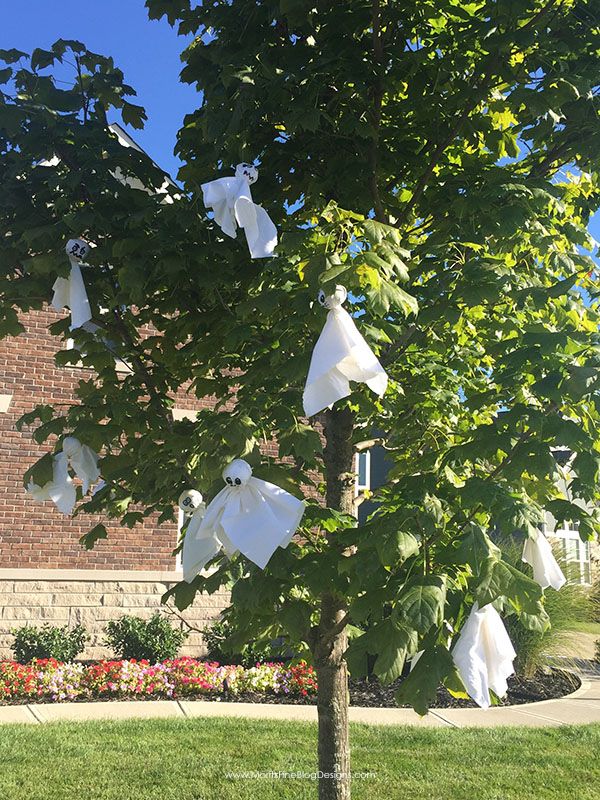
314, 407, 355, 800
315, 595, 351, 800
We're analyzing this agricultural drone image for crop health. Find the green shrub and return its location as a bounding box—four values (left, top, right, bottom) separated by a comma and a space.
202, 618, 280, 667
104, 613, 188, 662
595, 639, 600, 663
11, 624, 88, 663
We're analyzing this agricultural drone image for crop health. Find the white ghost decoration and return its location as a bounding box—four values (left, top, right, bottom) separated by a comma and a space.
522, 530, 566, 591
51, 239, 93, 330
452, 603, 516, 709
303, 286, 389, 417
178, 490, 217, 583
178, 489, 204, 517
182, 459, 305, 581
26, 436, 100, 516
201, 163, 277, 258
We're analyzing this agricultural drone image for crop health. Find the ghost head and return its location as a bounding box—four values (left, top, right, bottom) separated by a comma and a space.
318, 285, 347, 310
65, 239, 90, 262
178, 489, 204, 516
235, 163, 258, 185
62, 436, 81, 459
223, 459, 253, 487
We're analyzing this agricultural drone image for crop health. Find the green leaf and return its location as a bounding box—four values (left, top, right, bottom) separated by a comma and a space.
395, 646, 454, 715
23, 453, 54, 490
376, 530, 420, 568
79, 524, 108, 551
121, 101, 148, 129
366, 278, 418, 317
393, 576, 446, 634
373, 624, 417, 684
0, 48, 27, 63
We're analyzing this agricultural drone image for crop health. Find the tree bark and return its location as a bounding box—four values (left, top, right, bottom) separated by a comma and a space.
313, 407, 355, 800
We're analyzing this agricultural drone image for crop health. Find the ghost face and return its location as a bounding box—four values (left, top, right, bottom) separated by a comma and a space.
235, 163, 258, 185
318, 285, 347, 310
178, 489, 204, 516
223, 458, 253, 487
66, 239, 90, 262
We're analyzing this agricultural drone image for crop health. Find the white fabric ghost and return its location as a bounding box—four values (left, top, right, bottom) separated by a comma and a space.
452, 603, 516, 709
178, 490, 216, 583
26, 436, 100, 516
303, 286, 389, 417
201, 163, 277, 258
182, 459, 305, 581
51, 239, 93, 330
522, 530, 566, 591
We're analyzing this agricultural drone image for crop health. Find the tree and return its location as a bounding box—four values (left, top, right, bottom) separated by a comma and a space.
1, 1, 600, 797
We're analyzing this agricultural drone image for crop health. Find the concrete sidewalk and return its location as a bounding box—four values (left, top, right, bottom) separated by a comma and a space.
1, 667, 599, 729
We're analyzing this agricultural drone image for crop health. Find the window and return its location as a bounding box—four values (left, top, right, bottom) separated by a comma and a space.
355, 450, 371, 496
554, 521, 592, 585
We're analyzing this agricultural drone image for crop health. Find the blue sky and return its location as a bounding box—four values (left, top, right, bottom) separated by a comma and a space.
2, 1, 598, 245
0, 0, 197, 179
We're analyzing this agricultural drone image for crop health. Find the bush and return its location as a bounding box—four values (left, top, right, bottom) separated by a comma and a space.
104, 613, 188, 662
595, 639, 600, 663
202, 618, 280, 667
11, 624, 88, 663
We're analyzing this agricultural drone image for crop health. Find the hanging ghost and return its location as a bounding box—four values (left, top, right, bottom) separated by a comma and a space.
451, 602, 517, 709
522, 530, 566, 591
201, 163, 277, 258
26, 436, 100, 516
181, 459, 305, 581
177, 490, 217, 583
303, 285, 389, 418
51, 239, 93, 330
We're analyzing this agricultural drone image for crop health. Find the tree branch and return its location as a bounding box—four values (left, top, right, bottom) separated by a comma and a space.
369, 0, 386, 222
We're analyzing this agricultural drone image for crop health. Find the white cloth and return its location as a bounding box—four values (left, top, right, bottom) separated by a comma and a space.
201, 163, 277, 258
303, 286, 388, 417
184, 459, 305, 578
25, 437, 99, 516
452, 603, 516, 709
51, 239, 92, 330
522, 531, 566, 591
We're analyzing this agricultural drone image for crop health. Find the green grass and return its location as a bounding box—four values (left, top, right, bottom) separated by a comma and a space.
0, 718, 599, 800
566, 621, 600, 636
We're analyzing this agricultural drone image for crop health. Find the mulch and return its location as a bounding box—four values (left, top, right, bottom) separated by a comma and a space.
203, 666, 580, 708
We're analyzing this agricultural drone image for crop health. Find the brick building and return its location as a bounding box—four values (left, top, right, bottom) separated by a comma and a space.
0, 127, 229, 660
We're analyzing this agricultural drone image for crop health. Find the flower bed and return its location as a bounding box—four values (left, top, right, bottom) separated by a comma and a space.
0, 658, 318, 704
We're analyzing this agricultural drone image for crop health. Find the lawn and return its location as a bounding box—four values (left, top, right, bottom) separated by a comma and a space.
0, 718, 598, 800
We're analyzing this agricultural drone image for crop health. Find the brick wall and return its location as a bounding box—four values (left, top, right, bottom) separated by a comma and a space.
0, 307, 206, 571
0, 569, 229, 660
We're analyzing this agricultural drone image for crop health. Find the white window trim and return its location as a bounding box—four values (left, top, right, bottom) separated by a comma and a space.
355, 450, 371, 496
554, 521, 592, 585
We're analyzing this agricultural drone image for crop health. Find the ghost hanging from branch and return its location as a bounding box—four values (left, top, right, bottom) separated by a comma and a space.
26, 436, 100, 516
51, 239, 93, 330
177, 489, 219, 583
303, 285, 389, 418
522, 530, 566, 590
180, 459, 305, 582
201, 163, 277, 258
451, 602, 516, 709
